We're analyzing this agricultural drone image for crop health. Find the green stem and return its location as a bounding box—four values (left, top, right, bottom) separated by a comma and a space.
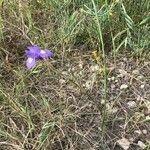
91, 0, 107, 135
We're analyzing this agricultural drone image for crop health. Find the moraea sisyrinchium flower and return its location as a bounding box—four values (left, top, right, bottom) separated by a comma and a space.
25, 45, 53, 69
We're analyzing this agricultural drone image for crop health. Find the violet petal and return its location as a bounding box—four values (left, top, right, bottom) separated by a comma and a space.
26, 57, 36, 69
26, 45, 41, 59
39, 49, 53, 58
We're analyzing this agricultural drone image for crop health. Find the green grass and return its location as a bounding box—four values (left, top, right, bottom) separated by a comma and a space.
0, 0, 149, 149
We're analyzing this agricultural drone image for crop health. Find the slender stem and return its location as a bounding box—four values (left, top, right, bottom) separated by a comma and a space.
105, 1, 116, 65
91, 0, 107, 134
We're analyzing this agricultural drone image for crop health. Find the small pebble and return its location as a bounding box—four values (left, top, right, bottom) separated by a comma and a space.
120, 84, 128, 89
127, 101, 137, 108
90, 65, 99, 72
111, 76, 115, 81
137, 75, 143, 79
107, 107, 118, 114
118, 69, 127, 75
145, 116, 150, 121
117, 138, 130, 150
142, 129, 147, 134
117, 74, 124, 78
132, 70, 139, 75
78, 62, 83, 69
108, 77, 111, 81
59, 79, 66, 84
101, 99, 105, 105
137, 96, 145, 101
137, 96, 141, 101
62, 71, 68, 75
108, 77, 115, 81
115, 79, 118, 83
111, 84, 116, 90
123, 58, 127, 61
85, 80, 91, 89
134, 130, 141, 135
140, 84, 145, 89
137, 141, 146, 149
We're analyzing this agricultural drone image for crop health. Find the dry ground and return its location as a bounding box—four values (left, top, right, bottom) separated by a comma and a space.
0, 49, 149, 150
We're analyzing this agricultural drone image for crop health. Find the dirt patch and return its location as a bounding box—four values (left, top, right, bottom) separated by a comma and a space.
0, 50, 149, 150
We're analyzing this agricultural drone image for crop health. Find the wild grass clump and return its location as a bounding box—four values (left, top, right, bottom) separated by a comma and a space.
0, 0, 149, 149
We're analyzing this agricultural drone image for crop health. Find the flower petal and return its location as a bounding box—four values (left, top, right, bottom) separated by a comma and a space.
26, 45, 41, 58
26, 57, 36, 69
39, 49, 53, 58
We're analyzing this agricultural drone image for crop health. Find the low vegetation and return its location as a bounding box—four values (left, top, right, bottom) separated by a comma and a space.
0, 0, 149, 150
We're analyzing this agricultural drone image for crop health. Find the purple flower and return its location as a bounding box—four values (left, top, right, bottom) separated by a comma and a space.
26, 45, 40, 59
25, 45, 53, 69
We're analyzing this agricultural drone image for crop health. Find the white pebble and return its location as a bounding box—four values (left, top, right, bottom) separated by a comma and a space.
120, 84, 128, 89
134, 130, 141, 135
140, 84, 145, 89
137, 141, 146, 149
132, 70, 139, 75
59, 79, 66, 84
111, 76, 115, 81
142, 129, 147, 134
115, 79, 118, 83
137, 75, 143, 79
117, 138, 130, 150
90, 65, 99, 72
127, 101, 137, 108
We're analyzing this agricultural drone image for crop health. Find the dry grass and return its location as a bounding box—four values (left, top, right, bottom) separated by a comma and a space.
0, 0, 149, 150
